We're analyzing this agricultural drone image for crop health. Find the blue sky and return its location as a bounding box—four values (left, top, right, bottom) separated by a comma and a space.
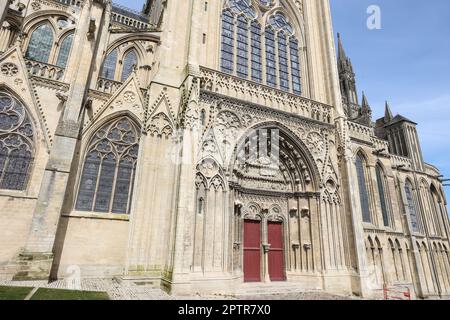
114, 0, 142, 11
331, 0, 450, 202
115, 0, 450, 201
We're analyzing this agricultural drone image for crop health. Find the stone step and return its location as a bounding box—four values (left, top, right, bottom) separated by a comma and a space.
8, 252, 54, 281
0, 264, 20, 274
234, 283, 323, 296
113, 276, 161, 288
236, 289, 317, 296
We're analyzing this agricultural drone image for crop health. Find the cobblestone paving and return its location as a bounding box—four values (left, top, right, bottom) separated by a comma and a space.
239, 292, 356, 300
0, 279, 357, 300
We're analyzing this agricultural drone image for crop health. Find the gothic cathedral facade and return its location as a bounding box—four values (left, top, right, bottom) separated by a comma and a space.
0, 0, 449, 299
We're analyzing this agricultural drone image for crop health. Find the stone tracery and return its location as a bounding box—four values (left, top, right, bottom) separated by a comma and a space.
75, 116, 140, 214
0, 91, 34, 191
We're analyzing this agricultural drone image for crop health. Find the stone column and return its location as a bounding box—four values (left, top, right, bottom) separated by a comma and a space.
14, 1, 108, 280
0, 21, 12, 52
153, 0, 193, 86
338, 118, 371, 297
292, 243, 300, 271
438, 202, 450, 245
310, 195, 322, 272
412, 173, 442, 296
262, 243, 271, 283
169, 83, 201, 291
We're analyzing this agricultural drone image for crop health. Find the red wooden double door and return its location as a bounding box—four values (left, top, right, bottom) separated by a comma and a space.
243, 220, 285, 282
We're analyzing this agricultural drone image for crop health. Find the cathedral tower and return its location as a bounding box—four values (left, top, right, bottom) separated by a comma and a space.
375, 102, 425, 171
337, 33, 358, 117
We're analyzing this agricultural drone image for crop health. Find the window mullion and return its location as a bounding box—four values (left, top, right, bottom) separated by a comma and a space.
115, 50, 122, 81
109, 156, 121, 213
274, 32, 280, 90
49, 41, 59, 65
233, 16, 238, 76
384, 176, 394, 228
261, 28, 267, 84
91, 155, 104, 212
0, 151, 10, 187
246, 19, 251, 79
126, 162, 136, 214
286, 36, 292, 92
365, 164, 375, 225
117, 58, 123, 82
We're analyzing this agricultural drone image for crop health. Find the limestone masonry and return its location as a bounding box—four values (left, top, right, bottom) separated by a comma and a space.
0, 0, 449, 299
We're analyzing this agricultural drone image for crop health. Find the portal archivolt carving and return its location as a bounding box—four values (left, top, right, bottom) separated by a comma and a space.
200, 93, 331, 184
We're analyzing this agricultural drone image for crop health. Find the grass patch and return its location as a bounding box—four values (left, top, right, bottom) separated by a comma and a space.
0, 286, 33, 300
31, 288, 110, 300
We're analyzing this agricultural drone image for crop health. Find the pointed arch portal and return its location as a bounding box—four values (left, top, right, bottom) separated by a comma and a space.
233, 125, 319, 282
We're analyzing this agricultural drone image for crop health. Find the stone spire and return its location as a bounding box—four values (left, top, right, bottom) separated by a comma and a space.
142, 0, 153, 15
337, 33, 347, 61
337, 33, 358, 116
142, 0, 165, 27
384, 101, 393, 122
361, 92, 370, 112
357, 91, 372, 126
337, 33, 354, 75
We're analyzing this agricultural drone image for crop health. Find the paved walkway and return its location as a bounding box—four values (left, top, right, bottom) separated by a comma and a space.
0, 279, 356, 300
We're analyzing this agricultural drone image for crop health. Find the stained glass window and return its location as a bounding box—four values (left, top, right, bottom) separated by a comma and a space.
94, 152, 116, 212
0, 92, 34, 191
100, 49, 118, 80
57, 18, 69, 29
236, 15, 249, 78
229, 0, 257, 19
290, 37, 302, 95
121, 50, 138, 82
250, 21, 262, 82
112, 156, 136, 213
356, 154, 371, 223
25, 24, 54, 63
265, 27, 277, 87
266, 11, 302, 94
376, 165, 390, 227
75, 151, 100, 211
221, 10, 235, 74
259, 0, 273, 6
278, 32, 289, 91
75, 117, 140, 214
405, 181, 419, 233
219, 5, 302, 95
56, 33, 74, 68
268, 12, 294, 35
